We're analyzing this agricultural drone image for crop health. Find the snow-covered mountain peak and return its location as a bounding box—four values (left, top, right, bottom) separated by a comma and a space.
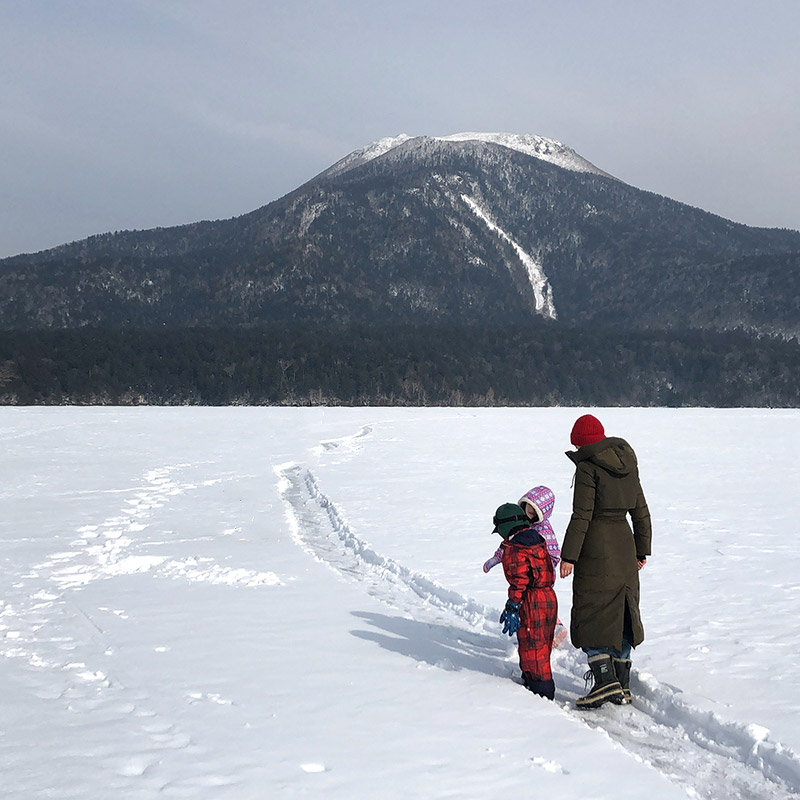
319, 132, 612, 180
434, 132, 610, 177
321, 134, 413, 179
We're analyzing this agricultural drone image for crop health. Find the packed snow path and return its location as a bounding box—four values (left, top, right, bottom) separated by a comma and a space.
1, 458, 280, 796
276, 422, 800, 800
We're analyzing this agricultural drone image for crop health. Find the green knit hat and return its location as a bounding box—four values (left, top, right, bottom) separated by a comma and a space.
492, 503, 529, 540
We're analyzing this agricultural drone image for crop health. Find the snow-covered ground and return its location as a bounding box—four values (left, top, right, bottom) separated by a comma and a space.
2, 406, 800, 799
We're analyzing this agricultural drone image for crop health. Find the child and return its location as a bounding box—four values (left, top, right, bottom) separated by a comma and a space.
484, 485, 561, 571
485, 486, 568, 648
491, 501, 558, 700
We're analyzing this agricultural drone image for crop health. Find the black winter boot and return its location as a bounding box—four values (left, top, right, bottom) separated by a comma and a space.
522, 673, 555, 700
612, 658, 632, 704
576, 654, 624, 709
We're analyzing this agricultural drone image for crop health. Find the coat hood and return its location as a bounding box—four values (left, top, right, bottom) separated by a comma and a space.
517, 485, 555, 523
566, 437, 638, 477
517, 485, 561, 569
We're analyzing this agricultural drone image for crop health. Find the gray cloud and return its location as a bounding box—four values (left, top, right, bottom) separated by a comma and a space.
1, 0, 798, 258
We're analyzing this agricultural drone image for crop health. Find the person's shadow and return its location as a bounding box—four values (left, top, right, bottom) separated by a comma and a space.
351, 610, 588, 700
350, 611, 515, 679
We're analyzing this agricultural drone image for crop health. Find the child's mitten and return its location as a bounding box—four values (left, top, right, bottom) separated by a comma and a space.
499, 600, 521, 636
483, 547, 504, 573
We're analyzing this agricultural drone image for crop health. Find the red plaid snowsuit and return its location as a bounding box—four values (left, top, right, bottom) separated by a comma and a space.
502, 537, 557, 681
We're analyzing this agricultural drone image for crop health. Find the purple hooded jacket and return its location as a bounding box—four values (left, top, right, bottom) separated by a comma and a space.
518, 485, 561, 569
484, 485, 561, 574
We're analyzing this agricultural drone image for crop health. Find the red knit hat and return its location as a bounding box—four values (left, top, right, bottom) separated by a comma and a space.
570, 414, 605, 448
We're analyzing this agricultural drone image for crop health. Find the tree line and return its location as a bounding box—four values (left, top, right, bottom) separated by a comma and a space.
1, 323, 798, 407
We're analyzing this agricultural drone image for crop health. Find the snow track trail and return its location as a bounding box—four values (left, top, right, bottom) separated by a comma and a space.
279, 464, 495, 630
276, 428, 800, 800
1, 460, 276, 797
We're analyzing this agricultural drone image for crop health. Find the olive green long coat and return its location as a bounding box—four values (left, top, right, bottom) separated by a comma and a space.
562, 437, 651, 651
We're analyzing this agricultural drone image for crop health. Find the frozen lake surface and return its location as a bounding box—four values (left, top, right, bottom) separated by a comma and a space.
2, 406, 800, 799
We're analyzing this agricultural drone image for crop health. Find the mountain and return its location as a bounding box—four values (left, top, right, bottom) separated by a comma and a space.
2, 132, 799, 336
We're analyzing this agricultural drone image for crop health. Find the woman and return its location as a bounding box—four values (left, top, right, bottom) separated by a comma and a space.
560, 414, 651, 708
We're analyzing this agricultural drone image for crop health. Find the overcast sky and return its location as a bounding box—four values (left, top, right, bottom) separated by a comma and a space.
2, 0, 799, 258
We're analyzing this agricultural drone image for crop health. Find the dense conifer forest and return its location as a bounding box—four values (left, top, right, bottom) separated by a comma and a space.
1, 323, 797, 407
